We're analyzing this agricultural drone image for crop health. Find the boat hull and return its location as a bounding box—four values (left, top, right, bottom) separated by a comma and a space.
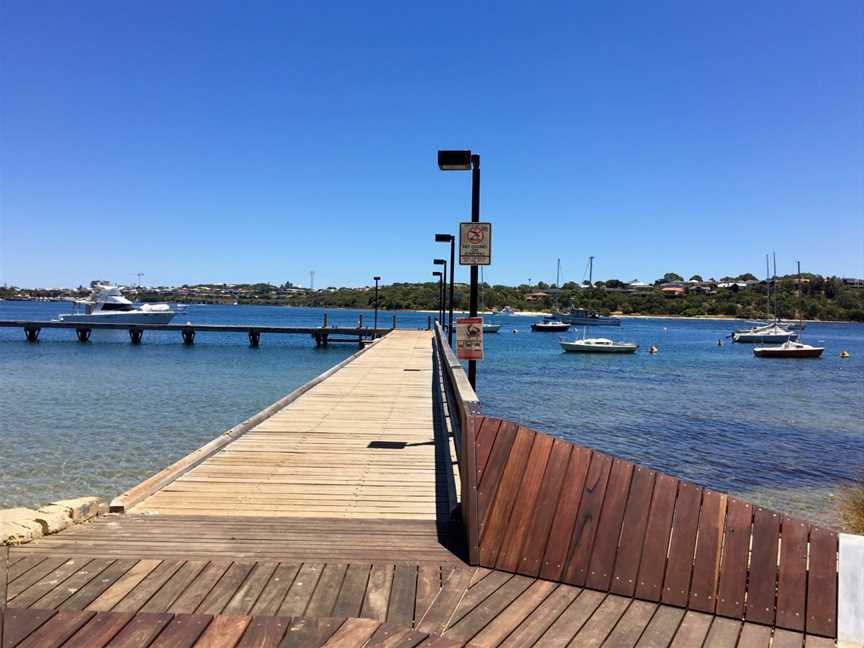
58, 312, 177, 325
560, 341, 638, 353
483, 324, 502, 333
531, 323, 570, 332
732, 332, 798, 343
555, 314, 621, 326
753, 347, 824, 358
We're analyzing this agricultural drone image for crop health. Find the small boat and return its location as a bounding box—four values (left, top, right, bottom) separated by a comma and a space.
531, 320, 570, 332
57, 281, 177, 325
483, 323, 502, 333
499, 306, 515, 316
554, 308, 621, 327
753, 340, 824, 358
560, 337, 638, 353
732, 323, 798, 344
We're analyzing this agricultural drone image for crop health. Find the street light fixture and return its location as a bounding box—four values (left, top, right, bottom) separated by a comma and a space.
434, 233, 455, 346
437, 149, 480, 389
432, 271, 444, 324
373, 276, 381, 338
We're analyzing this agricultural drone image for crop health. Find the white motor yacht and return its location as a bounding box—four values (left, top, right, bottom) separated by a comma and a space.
58, 281, 177, 325
560, 337, 638, 353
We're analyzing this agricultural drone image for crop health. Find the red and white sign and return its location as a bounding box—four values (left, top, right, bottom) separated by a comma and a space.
459, 222, 492, 266
456, 317, 484, 361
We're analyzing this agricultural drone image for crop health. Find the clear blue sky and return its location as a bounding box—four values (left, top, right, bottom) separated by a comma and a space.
2, 1, 862, 288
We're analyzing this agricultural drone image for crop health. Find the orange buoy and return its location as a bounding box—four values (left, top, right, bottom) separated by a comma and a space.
649, 345, 658, 354
841, 351, 849, 358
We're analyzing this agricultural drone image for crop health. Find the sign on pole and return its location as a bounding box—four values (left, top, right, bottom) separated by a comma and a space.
459, 222, 492, 265
456, 317, 484, 361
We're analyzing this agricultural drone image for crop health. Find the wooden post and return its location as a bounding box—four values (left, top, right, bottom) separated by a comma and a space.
428, 315, 432, 330
182, 329, 196, 345
248, 330, 260, 347
358, 314, 363, 328
323, 313, 328, 328
129, 328, 143, 344
24, 327, 40, 343
392, 315, 396, 329
75, 328, 91, 343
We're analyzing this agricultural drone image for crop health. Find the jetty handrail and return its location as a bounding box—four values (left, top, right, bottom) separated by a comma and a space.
433, 322, 480, 563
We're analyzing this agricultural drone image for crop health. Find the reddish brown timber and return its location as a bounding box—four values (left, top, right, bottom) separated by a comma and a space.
634, 473, 678, 602
148, 613, 210, 647
495, 432, 553, 573
661, 481, 703, 607
539, 446, 591, 582
63, 611, 136, 648
610, 467, 656, 597
474, 417, 501, 484
562, 452, 613, 586
585, 458, 634, 591
805, 526, 838, 637
776, 516, 809, 632
745, 507, 780, 626
476, 421, 518, 534
689, 490, 727, 613
715, 497, 752, 619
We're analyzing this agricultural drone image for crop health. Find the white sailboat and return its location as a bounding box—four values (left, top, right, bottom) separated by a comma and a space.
560, 257, 638, 353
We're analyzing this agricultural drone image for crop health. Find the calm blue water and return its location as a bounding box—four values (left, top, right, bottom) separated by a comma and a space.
1, 301, 862, 526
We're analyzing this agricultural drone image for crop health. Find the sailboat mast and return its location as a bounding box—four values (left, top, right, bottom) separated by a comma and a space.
589, 256, 594, 287
765, 254, 770, 319
773, 251, 777, 319
556, 258, 560, 288
797, 260, 802, 326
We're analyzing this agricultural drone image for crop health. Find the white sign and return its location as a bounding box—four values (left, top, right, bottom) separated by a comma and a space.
459, 222, 492, 266
456, 317, 484, 361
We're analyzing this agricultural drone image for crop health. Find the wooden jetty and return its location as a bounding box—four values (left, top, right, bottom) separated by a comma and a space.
0, 314, 425, 347
2, 326, 860, 647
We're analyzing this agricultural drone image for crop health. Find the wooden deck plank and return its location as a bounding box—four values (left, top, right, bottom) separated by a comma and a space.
498, 584, 580, 648
305, 563, 348, 618
194, 562, 255, 616
416, 568, 475, 636
104, 611, 173, 647
63, 611, 136, 648
233, 615, 290, 647
8, 558, 91, 608
87, 560, 163, 612
251, 564, 301, 616
279, 564, 324, 617
443, 574, 533, 642
387, 565, 418, 626
567, 594, 631, 647
191, 614, 250, 648
149, 613, 211, 648
535, 589, 605, 648
31, 558, 115, 610
172, 563, 233, 615
1, 607, 57, 647
332, 564, 371, 619
702, 617, 741, 648
142, 561, 209, 614
600, 599, 656, 648
281, 616, 345, 647
668, 611, 714, 648
468, 579, 556, 647
634, 605, 686, 648
60, 559, 139, 612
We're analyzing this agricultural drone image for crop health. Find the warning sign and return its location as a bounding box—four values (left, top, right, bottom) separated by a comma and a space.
459, 222, 492, 266
456, 317, 484, 361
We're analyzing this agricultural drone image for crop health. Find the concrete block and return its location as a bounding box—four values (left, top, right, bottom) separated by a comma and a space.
1, 520, 35, 545
33, 507, 72, 534
0, 508, 44, 543
50, 496, 105, 522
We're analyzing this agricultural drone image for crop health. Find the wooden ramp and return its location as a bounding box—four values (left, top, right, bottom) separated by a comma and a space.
130, 331, 447, 520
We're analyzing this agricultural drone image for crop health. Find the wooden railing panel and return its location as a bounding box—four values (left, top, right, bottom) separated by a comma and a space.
746, 507, 782, 625
477, 421, 518, 534
539, 446, 591, 582
634, 473, 678, 602
662, 481, 704, 607
475, 418, 501, 483
519, 440, 572, 577
715, 497, 753, 618
807, 526, 838, 637
585, 459, 634, 592
776, 516, 809, 631
496, 432, 554, 573
609, 466, 656, 597
562, 452, 613, 587
479, 427, 536, 565
689, 490, 727, 613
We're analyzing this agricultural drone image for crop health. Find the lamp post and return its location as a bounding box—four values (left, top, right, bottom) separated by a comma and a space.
373, 276, 381, 338
433, 271, 444, 323
437, 149, 480, 389
433, 258, 447, 330
435, 233, 455, 346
